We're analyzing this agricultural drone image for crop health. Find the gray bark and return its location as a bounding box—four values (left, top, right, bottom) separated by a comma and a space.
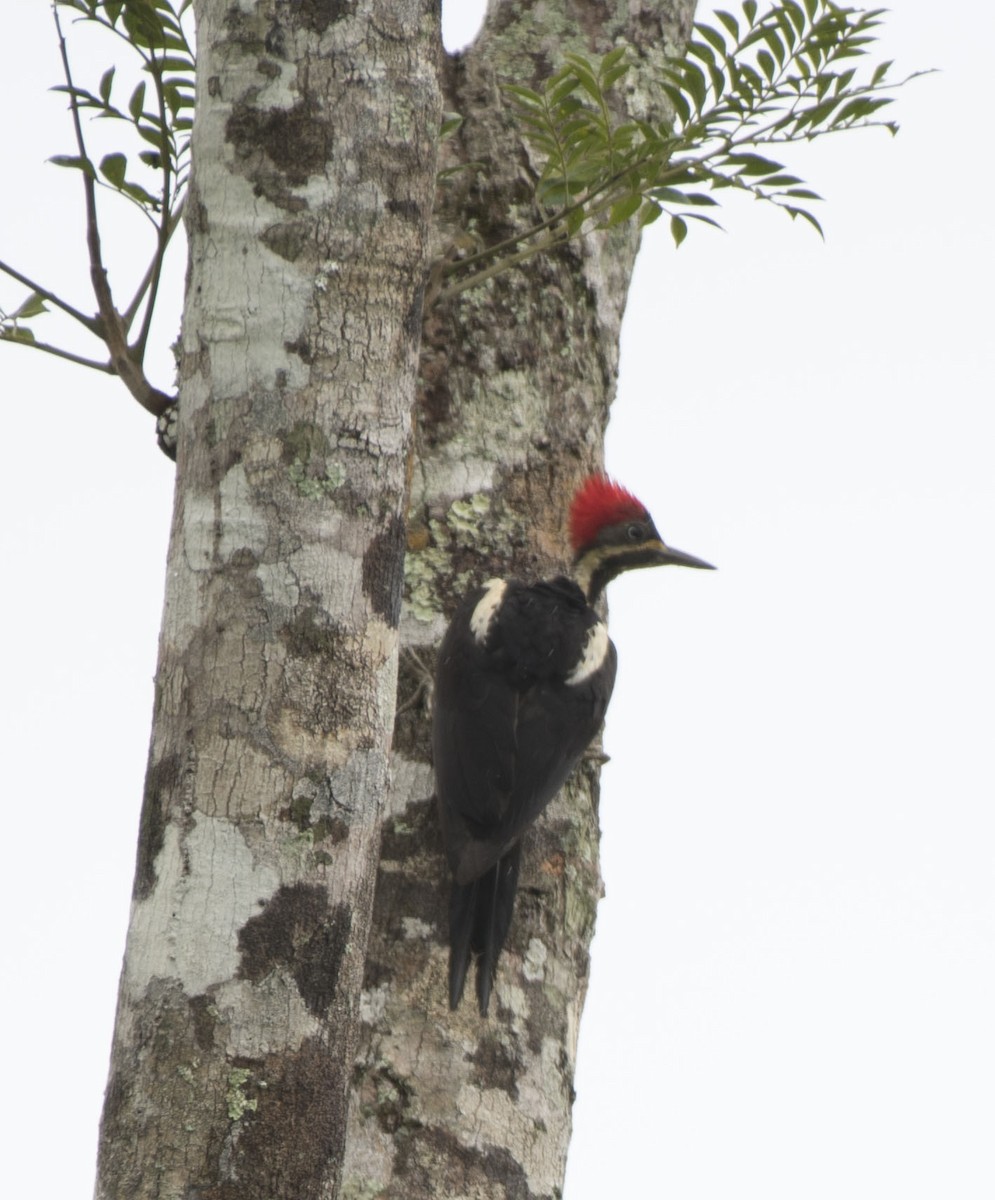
344, 3, 696, 1197
94, 1, 697, 1198
95, 3, 441, 1198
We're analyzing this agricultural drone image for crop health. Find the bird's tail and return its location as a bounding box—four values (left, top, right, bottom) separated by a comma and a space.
448, 843, 522, 1015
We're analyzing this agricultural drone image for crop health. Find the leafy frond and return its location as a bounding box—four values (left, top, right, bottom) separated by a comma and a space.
50, 0, 194, 217
1, 1, 192, 437
437, 0, 926, 299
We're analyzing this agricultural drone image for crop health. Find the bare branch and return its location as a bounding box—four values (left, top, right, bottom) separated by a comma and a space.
122, 198, 185, 331
133, 44, 176, 360
0, 332, 114, 373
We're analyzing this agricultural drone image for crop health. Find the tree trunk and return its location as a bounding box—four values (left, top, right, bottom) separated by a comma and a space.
344, 3, 696, 1198
95, 1, 696, 1197
94, 3, 441, 1198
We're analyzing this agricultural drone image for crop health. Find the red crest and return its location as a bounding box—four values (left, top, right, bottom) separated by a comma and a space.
569, 475, 648, 551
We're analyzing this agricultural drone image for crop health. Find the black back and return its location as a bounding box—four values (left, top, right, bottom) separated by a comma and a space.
434, 575, 617, 1011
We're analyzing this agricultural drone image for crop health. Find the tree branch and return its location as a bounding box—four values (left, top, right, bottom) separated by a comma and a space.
121, 197, 185, 329
0, 332, 114, 373
132, 42, 174, 358
53, 5, 175, 418
0, 258, 101, 334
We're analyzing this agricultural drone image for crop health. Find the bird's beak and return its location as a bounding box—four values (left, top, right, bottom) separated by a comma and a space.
648, 539, 716, 571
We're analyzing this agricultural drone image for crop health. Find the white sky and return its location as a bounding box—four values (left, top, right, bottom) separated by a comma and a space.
2, 3, 993, 1198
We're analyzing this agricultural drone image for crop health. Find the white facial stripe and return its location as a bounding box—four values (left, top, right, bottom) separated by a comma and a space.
565, 621, 610, 685
470, 578, 507, 644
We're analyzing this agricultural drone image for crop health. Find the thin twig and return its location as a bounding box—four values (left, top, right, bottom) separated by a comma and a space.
133, 41, 174, 359
53, 5, 173, 417
0, 258, 101, 333
122, 198, 185, 329
54, 6, 114, 337
435, 231, 568, 304
434, 153, 698, 305
0, 333, 113, 373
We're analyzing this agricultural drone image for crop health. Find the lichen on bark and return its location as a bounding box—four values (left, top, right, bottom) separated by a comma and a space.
95, 2, 443, 1198
95, 1, 699, 1197
344, 2, 698, 1198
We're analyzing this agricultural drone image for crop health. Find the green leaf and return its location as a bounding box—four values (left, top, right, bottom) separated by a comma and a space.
660, 82, 691, 126
758, 49, 776, 82
121, 180, 161, 207
762, 28, 787, 67
794, 96, 844, 130
670, 214, 688, 247
138, 123, 168, 149
2, 326, 37, 344
714, 10, 740, 41
99, 151, 127, 187
99, 66, 115, 104
50, 84, 100, 105
562, 54, 601, 101
649, 187, 688, 206
871, 59, 893, 86
682, 61, 709, 113
48, 154, 96, 179
602, 46, 629, 73
504, 84, 543, 108
639, 199, 663, 227
723, 152, 784, 176
743, 0, 758, 24
565, 206, 586, 235
129, 81, 147, 121
773, 8, 798, 50
688, 40, 717, 67
153, 55, 195, 73
12, 292, 49, 321
833, 68, 857, 94
833, 95, 894, 125
782, 1, 807, 37
785, 205, 824, 238
696, 23, 728, 56
549, 75, 582, 105
683, 212, 724, 230
608, 193, 643, 226
704, 61, 729, 101
439, 112, 463, 140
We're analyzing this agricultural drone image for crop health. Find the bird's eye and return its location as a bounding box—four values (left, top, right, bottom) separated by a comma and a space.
627, 523, 643, 541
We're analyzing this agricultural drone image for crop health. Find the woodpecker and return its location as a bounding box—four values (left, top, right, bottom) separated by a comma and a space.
433, 475, 714, 1014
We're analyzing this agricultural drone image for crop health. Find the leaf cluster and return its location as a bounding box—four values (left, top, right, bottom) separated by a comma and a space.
505, 48, 637, 226
437, 0, 924, 299
656, 0, 911, 239
50, 0, 194, 215
0, 1, 192, 441
0, 293, 50, 345
1, 0, 925, 449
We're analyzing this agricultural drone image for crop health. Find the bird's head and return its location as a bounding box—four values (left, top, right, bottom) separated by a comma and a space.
569, 475, 715, 601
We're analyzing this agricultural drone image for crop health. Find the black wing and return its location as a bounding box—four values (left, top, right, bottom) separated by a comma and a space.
434, 577, 616, 885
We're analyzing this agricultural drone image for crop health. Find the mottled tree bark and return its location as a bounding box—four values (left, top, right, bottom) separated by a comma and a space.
95, 0, 698, 1197
344, 3, 696, 1198
95, 3, 441, 1198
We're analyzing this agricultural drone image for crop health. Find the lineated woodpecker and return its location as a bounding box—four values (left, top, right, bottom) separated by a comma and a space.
433, 475, 714, 1014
